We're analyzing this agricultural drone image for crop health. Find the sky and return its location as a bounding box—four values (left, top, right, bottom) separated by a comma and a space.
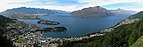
0, 0, 143, 12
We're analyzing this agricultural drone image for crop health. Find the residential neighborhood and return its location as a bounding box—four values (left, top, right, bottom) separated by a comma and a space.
2, 20, 106, 47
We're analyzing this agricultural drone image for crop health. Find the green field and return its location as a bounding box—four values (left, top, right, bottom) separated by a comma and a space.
16, 39, 27, 43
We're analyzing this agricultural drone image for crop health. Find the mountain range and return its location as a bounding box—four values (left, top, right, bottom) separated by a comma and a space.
71, 6, 136, 16
0, 6, 137, 18
0, 7, 69, 17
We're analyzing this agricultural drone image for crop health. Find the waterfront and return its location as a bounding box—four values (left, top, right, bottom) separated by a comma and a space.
18, 14, 132, 38
3, 20, 106, 47
3, 14, 137, 47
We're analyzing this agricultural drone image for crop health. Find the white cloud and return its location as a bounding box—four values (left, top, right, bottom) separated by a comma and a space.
77, 0, 143, 7
76, 0, 143, 11
1, 0, 32, 4
0, 0, 143, 12
0, 0, 33, 12
78, 0, 143, 6
23, 5, 79, 12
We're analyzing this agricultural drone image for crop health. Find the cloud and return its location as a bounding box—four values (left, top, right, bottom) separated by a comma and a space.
1, 0, 32, 4
6, 0, 87, 11
103, 2, 143, 8
11, 0, 87, 6
0, 0, 143, 12
23, 5, 79, 12
0, 0, 33, 12
76, 0, 143, 11
78, 0, 143, 5
102, 2, 143, 11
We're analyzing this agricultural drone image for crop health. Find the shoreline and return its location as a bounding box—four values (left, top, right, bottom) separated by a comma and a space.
4, 15, 139, 47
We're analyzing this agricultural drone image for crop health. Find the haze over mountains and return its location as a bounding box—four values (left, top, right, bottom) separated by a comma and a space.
72, 6, 136, 16
0, 7, 69, 16
0, 6, 137, 19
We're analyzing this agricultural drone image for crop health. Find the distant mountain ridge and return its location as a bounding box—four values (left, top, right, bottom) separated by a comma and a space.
0, 7, 70, 16
110, 8, 136, 15
72, 6, 112, 16
71, 6, 136, 16
128, 11, 143, 19
0, 6, 137, 18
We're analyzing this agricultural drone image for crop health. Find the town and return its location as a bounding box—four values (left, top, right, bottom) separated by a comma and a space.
2, 19, 106, 47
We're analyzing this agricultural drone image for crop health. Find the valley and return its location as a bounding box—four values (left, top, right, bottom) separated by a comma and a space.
0, 5, 142, 47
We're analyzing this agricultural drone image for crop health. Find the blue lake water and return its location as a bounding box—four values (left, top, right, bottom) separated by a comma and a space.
18, 14, 132, 38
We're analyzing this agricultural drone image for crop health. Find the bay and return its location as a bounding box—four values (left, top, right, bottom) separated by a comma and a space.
18, 14, 132, 38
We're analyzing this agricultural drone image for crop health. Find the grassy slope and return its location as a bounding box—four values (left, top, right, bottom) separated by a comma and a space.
130, 36, 143, 47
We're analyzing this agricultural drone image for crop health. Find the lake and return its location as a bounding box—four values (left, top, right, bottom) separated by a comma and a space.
18, 14, 132, 38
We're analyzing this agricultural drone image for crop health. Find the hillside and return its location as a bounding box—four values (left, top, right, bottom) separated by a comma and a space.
59, 11, 143, 47
71, 6, 112, 16
0, 15, 14, 47
0, 7, 70, 18
128, 11, 143, 19
71, 6, 136, 16
110, 8, 136, 15
10, 12, 40, 19
0, 15, 14, 26
130, 35, 143, 47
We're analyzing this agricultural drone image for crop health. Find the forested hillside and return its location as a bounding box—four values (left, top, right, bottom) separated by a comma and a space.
0, 15, 15, 47
59, 11, 143, 47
